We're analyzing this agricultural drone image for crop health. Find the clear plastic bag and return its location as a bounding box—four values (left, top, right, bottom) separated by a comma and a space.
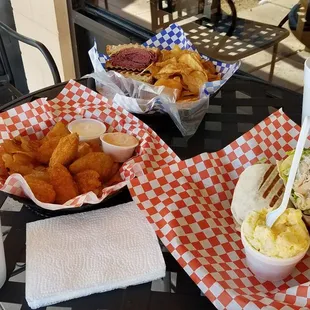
88, 23, 240, 136
86, 70, 209, 136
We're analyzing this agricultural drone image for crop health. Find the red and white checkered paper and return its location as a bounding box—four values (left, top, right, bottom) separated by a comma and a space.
128, 109, 310, 310
0, 80, 180, 210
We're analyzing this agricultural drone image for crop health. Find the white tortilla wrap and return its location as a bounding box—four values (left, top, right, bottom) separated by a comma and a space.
231, 164, 287, 229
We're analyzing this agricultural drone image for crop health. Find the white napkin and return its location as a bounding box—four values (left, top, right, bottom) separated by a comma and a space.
26, 202, 166, 309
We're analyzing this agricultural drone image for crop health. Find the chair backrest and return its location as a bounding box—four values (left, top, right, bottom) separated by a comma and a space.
0, 33, 13, 85
0, 21, 61, 85
150, 0, 206, 31
297, 0, 309, 38
0, 53, 7, 84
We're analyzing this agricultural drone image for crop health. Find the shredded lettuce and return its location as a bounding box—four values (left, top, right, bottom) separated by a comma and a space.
278, 149, 310, 182
278, 155, 293, 183
286, 150, 295, 156
286, 149, 310, 158
302, 149, 310, 157
255, 157, 267, 165
292, 192, 299, 202
277, 148, 310, 213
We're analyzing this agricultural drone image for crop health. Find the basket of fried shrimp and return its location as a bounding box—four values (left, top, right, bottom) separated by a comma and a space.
0, 80, 179, 216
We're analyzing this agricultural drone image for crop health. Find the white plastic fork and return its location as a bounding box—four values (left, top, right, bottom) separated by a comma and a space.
266, 115, 310, 228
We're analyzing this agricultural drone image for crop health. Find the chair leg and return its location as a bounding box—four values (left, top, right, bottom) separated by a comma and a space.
269, 44, 278, 83
278, 13, 289, 28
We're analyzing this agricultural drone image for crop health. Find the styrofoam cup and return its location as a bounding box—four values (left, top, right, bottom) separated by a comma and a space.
241, 224, 308, 282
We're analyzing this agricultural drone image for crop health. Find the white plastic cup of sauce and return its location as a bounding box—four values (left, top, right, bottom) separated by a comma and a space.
67, 119, 106, 142
100, 132, 139, 163
241, 224, 308, 282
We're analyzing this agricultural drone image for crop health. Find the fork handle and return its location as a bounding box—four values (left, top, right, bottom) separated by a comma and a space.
282, 116, 310, 211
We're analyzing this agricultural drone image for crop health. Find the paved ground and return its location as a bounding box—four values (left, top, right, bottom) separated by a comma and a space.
238, 0, 307, 93
222, 0, 257, 12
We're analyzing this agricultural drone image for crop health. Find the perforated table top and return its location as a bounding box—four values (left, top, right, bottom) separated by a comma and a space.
180, 17, 289, 62
0, 74, 302, 310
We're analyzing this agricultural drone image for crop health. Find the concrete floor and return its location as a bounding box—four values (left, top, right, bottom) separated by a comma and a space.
222, 0, 257, 12
238, 0, 307, 93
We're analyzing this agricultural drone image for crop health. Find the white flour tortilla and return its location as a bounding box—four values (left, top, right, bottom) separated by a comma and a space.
231, 164, 286, 229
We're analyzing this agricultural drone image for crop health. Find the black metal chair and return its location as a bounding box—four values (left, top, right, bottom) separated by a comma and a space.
150, 0, 289, 81
0, 21, 61, 105
284, 0, 310, 49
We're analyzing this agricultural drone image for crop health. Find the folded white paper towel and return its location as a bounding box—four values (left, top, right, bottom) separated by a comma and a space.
26, 202, 166, 309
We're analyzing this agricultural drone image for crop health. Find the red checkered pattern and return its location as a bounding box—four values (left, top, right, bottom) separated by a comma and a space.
0, 98, 54, 141
128, 109, 310, 309
0, 80, 180, 210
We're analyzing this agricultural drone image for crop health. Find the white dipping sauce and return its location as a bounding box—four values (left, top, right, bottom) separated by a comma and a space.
68, 119, 106, 140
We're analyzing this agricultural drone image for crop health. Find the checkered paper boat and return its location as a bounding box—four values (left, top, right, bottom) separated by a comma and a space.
128, 109, 310, 309
0, 80, 180, 211
89, 23, 240, 136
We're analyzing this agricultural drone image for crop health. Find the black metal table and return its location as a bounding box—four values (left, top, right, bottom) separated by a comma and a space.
0, 74, 302, 310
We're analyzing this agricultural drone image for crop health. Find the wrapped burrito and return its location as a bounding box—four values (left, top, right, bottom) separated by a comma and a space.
278, 149, 310, 226
232, 150, 310, 230
231, 163, 293, 230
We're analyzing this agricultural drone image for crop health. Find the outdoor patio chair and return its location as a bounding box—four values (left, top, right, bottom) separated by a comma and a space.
283, 0, 310, 49
150, 0, 290, 81
0, 21, 60, 105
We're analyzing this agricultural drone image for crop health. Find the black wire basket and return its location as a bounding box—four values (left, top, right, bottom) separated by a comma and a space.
7, 187, 132, 218
0, 78, 136, 218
